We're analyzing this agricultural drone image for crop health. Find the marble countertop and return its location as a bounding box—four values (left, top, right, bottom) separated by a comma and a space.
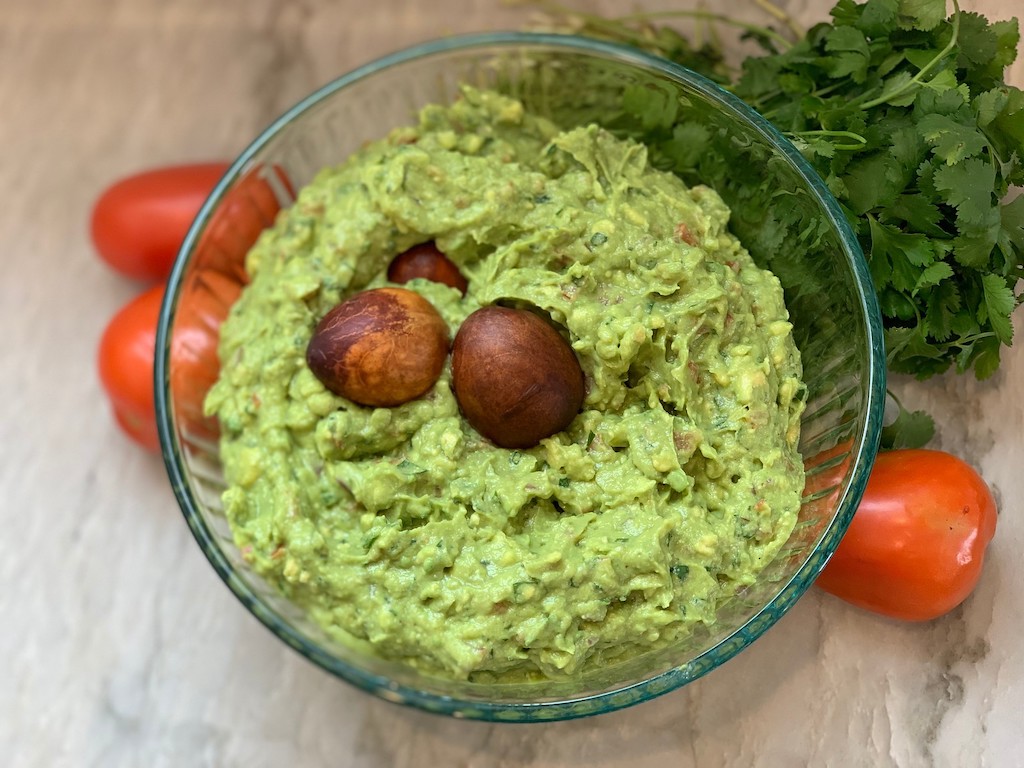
3, 0, 1021, 765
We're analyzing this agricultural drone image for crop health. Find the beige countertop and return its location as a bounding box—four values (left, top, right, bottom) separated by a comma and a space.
3, 0, 1022, 765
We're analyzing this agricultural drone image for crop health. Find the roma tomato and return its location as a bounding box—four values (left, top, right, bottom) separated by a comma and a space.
189, 164, 291, 283
95, 164, 289, 450
97, 274, 244, 451
90, 163, 229, 282
817, 449, 997, 621
98, 285, 165, 451
164, 164, 290, 439
169, 269, 245, 441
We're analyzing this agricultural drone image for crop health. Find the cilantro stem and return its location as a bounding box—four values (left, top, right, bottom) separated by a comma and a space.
706, 6, 726, 54
611, 10, 794, 51
885, 387, 906, 412
749, 0, 804, 41
788, 129, 868, 151
811, 81, 846, 99
752, 91, 783, 108
953, 331, 996, 347
513, 0, 675, 53
860, 0, 962, 110
692, 2, 706, 50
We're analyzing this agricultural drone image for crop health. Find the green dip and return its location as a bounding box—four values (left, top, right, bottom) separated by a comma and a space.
204, 87, 806, 681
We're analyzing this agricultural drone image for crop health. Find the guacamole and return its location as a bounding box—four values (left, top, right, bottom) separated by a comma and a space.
204, 87, 806, 681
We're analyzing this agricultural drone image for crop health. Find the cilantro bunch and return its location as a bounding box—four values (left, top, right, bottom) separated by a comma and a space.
529, 0, 1024, 380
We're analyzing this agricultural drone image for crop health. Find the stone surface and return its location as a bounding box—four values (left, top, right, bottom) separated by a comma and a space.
2, 1, 1021, 766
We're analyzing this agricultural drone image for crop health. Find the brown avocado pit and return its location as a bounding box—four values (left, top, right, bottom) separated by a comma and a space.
451, 305, 585, 448
306, 286, 450, 407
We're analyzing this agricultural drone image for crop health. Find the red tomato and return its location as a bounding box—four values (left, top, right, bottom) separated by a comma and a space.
189, 165, 291, 283
90, 163, 229, 282
169, 270, 245, 441
164, 164, 291, 439
97, 274, 245, 451
96, 164, 290, 449
98, 285, 165, 451
816, 449, 998, 621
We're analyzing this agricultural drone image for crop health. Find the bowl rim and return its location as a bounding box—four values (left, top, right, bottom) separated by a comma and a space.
155, 30, 886, 722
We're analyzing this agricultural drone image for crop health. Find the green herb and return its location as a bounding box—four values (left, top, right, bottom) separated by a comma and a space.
881, 389, 936, 449
525, 0, 1024, 382
670, 564, 691, 580
396, 459, 426, 475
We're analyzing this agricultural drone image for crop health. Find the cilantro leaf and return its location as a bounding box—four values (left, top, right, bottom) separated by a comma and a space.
824, 26, 871, 81
884, 193, 947, 236
998, 193, 1024, 261
933, 158, 996, 228
658, 123, 712, 170
897, 0, 947, 31
736, 56, 784, 99
991, 19, 1021, 69
830, 0, 863, 26
885, 326, 949, 377
793, 136, 838, 162
969, 335, 1003, 379
877, 72, 920, 107
916, 113, 988, 164
952, 204, 1001, 268
535, 0, 1024, 382
980, 273, 1016, 344
970, 19, 1022, 88
880, 396, 936, 449
845, 153, 902, 213
868, 215, 936, 293
858, 0, 900, 36
914, 261, 954, 293
956, 12, 1000, 68
914, 84, 970, 119
925, 279, 961, 340
622, 84, 678, 133
992, 87, 1024, 146
973, 88, 1009, 126
889, 124, 929, 177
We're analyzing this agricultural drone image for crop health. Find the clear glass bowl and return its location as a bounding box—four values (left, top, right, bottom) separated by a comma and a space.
155, 33, 886, 721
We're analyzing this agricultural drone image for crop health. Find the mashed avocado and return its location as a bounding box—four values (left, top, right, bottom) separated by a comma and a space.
204, 87, 806, 681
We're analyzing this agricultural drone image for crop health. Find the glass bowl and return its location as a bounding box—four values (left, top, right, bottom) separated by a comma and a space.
155, 32, 885, 721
